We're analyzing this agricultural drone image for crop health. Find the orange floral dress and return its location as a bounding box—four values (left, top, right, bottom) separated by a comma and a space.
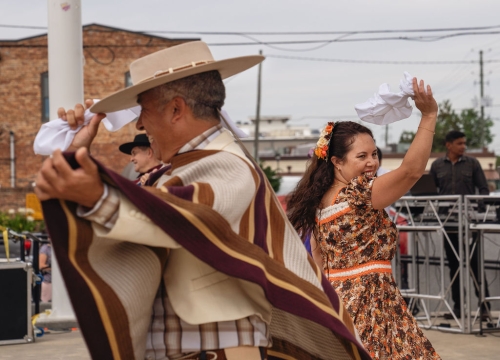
315, 175, 440, 360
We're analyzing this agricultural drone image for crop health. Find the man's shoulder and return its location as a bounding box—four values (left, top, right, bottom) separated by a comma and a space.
174, 149, 255, 176
462, 155, 480, 163
430, 156, 446, 168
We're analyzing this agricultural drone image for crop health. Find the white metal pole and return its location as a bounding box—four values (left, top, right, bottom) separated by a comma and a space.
38, 0, 83, 328
48, 0, 84, 118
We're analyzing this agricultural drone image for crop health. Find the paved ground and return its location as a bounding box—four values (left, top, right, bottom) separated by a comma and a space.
1, 327, 499, 359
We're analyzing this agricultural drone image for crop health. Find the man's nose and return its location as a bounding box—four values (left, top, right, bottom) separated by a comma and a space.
136, 116, 144, 130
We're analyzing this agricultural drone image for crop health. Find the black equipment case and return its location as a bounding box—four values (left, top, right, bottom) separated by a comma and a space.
0, 261, 34, 345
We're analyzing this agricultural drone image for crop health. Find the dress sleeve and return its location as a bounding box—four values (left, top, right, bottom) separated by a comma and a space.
343, 175, 374, 208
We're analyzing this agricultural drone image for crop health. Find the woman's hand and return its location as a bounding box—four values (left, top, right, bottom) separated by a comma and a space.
412, 78, 438, 118
371, 77, 438, 210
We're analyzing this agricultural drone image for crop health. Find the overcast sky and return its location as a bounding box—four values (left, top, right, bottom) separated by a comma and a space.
2, 0, 500, 154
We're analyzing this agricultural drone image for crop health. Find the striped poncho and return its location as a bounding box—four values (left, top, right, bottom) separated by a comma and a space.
42, 149, 371, 360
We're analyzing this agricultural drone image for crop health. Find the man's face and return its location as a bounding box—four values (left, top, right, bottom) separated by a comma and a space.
150, 137, 161, 161
130, 146, 152, 173
136, 91, 172, 162
446, 137, 467, 157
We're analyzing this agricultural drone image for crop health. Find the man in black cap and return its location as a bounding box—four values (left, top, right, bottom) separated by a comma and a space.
119, 133, 162, 185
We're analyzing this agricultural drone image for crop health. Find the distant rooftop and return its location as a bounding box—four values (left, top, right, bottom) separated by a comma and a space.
248, 116, 291, 123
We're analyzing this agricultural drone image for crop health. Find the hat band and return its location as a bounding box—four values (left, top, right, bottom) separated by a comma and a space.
137, 60, 215, 84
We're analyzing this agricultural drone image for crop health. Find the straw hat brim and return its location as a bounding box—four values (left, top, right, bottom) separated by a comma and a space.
91, 55, 264, 114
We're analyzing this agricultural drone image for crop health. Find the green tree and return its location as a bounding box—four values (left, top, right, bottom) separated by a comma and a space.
434, 100, 461, 152
460, 108, 494, 150
260, 163, 281, 193
433, 100, 494, 152
399, 130, 416, 144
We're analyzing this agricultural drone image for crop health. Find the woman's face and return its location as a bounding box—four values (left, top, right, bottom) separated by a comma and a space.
333, 133, 379, 182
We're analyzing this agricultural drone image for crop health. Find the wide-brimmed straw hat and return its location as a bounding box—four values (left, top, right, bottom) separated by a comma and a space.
91, 41, 264, 114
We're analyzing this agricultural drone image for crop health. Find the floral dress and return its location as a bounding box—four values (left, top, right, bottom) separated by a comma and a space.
315, 175, 440, 360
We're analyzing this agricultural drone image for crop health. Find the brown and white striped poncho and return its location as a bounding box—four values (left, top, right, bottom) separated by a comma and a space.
42, 150, 371, 360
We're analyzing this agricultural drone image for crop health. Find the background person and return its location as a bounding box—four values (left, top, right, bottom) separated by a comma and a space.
287, 78, 441, 359
119, 133, 162, 185
429, 130, 491, 320
375, 147, 389, 177
39, 243, 52, 302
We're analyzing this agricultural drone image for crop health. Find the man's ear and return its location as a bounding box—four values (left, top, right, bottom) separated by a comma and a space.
171, 97, 187, 123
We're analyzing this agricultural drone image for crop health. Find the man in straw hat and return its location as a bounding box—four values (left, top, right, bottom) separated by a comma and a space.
34, 41, 369, 360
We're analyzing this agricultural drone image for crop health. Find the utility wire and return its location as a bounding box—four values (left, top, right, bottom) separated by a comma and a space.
3, 43, 500, 65
432, 49, 475, 89
0, 24, 47, 30
2, 23, 500, 35
3, 24, 500, 49
145, 25, 500, 35
265, 54, 500, 65
205, 31, 500, 46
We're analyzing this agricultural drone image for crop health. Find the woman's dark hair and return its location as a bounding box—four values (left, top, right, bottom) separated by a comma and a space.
286, 121, 374, 240
376, 147, 383, 163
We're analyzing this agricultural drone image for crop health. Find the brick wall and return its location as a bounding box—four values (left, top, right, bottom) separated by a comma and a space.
0, 187, 33, 211
0, 24, 195, 210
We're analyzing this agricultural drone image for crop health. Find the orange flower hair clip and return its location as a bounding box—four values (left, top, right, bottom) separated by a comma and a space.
314, 122, 334, 161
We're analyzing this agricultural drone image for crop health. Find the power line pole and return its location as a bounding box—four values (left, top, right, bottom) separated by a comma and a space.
254, 49, 263, 162
384, 124, 388, 147
479, 50, 485, 149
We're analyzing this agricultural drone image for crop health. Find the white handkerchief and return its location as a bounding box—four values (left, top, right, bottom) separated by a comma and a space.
219, 109, 248, 138
33, 100, 140, 155
33, 101, 246, 156
355, 72, 415, 125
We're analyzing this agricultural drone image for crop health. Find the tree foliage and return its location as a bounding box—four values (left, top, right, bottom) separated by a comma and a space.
433, 100, 494, 152
260, 163, 281, 193
399, 130, 416, 144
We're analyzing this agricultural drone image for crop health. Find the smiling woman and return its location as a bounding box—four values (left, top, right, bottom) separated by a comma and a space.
287, 78, 440, 359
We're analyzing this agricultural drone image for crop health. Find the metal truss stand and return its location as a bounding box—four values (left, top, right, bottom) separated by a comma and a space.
392, 195, 466, 333
465, 195, 500, 335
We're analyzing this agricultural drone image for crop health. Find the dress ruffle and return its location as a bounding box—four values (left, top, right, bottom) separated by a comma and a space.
332, 273, 440, 359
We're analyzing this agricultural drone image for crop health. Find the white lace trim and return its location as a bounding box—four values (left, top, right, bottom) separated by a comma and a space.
316, 201, 350, 222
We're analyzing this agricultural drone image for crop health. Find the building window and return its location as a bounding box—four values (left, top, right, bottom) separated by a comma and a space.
41, 72, 49, 123
125, 71, 133, 87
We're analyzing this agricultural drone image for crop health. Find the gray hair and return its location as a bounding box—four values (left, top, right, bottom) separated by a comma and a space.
148, 70, 225, 120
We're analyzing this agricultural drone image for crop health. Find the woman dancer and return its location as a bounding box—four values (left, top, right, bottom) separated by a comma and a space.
287, 78, 440, 359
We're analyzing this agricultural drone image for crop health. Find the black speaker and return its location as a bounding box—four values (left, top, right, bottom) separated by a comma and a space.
0, 262, 34, 345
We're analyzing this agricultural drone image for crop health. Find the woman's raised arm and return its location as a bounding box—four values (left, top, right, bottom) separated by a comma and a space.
371, 78, 438, 210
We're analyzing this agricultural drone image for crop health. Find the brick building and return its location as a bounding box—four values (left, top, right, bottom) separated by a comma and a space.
0, 24, 196, 210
